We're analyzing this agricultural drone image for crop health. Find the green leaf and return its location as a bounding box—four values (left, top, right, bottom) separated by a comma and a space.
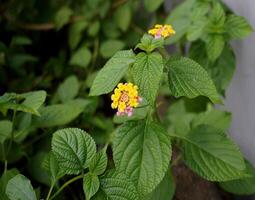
144, 0, 164, 12
114, 3, 131, 32
219, 161, 255, 195
226, 14, 253, 39
70, 46, 92, 68
113, 120, 172, 197
43, 152, 64, 184
0, 120, 12, 143
100, 170, 139, 200
57, 75, 79, 102
170, 125, 246, 181
192, 108, 232, 131
52, 128, 96, 175
0, 169, 19, 200
146, 171, 175, 200
88, 21, 100, 37
69, 21, 88, 50
33, 99, 88, 127
0, 91, 46, 116
100, 40, 125, 58
11, 36, 32, 46
167, 56, 221, 104
83, 173, 100, 200
27, 152, 51, 186
132, 52, 163, 105
90, 50, 135, 96
209, 2, 226, 26
55, 6, 73, 30
89, 148, 108, 175
135, 34, 164, 53
6, 174, 37, 200
187, 18, 207, 41
13, 113, 32, 142
206, 34, 225, 62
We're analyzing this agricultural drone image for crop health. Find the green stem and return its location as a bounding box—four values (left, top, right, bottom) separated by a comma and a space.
49, 175, 83, 200
6, 109, 17, 156
46, 183, 54, 200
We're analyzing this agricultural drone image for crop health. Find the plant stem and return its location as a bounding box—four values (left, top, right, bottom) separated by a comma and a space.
49, 175, 83, 200
6, 109, 17, 156
171, 154, 182, 167
46, 183, 54, 200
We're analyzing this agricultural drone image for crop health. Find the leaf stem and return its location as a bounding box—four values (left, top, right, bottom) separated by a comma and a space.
46, 183, 54, 200
49, 175, 83, 200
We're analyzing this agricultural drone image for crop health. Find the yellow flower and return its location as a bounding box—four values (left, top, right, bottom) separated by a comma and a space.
148, 24, 176, 39
111, 82, 142, 116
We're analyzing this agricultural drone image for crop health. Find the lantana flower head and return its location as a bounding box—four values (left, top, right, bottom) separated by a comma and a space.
148, 24, 176, 39
111, 83, 142, 117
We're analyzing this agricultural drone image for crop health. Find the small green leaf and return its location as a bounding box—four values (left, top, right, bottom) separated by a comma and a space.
114, 3, 132, 32
52, 128, 96, 175
192, 108, 232, 131
11, 36, 32, 46
89, 148, 108, 175
113, 120, 171, 197
167, 56, 221, 104
209, 2, 226, 26
220, 161, 255, 195
43, 152, 64, 184
100, 40, 125, 58
83, 173, 100, 200
144, 0, 164, 12
90, 50, 135, 96
170, 125, 246, 181
206, 34, 225, 61
68, 21, 88, 50
0, 91, 46, 116
6, 174, 36, 200
100, 170, 139, 200
88, 21, 100, 37
132, 52, 163, 105
55, 6, 73, 30
0, 120, 12, 144
57, 75, 79, 102
136, 34, 164, 53
70, 46, 92, 68
226, 14, 253, 39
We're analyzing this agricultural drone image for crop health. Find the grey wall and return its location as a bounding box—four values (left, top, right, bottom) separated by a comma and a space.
223, 0, 255, 166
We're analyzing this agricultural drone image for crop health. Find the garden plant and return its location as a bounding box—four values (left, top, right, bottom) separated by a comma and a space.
0, 0, 254, 199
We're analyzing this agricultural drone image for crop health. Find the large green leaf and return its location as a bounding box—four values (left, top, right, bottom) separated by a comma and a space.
100, 170, 139, 200
57, 75, 79, 102
132, 52, 163, 105
6, 174, 36, 200
219, 161, 255, 195
90, 50, 135, 96
33, 99, 88, 127
0, 91, 46, 116
113, 120, 171, 197
146, 171, 175, 200
167, 56, 221, 104
170, 125, 246, 181
226, 14, 253, 39
52, 128, 96, 175
0, 169, 19, 200
0, 120, 12, 143
83, 172, 100, 200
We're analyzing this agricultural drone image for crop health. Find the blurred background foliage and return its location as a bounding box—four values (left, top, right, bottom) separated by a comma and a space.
0, 0, 254, 199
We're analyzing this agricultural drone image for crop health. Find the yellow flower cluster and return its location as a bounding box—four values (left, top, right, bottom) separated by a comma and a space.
111, 83, 141, 116
148, 24, 176, 39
